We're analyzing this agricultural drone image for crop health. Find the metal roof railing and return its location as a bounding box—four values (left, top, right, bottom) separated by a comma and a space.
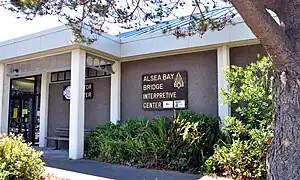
116, 6, 237, 39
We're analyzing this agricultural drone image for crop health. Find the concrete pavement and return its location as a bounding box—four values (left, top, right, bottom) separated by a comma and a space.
41, 148, 199, 180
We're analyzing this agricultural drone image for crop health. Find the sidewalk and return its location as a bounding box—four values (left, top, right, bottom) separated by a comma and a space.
45, 158, 199, 180
41, 148, 199, 180
45, 167, 112, 180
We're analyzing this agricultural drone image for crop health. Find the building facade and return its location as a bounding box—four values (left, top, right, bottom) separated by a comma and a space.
0, 9, 267, 159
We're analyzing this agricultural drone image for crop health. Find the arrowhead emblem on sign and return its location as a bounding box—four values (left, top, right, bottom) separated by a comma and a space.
174, 72, 184, 89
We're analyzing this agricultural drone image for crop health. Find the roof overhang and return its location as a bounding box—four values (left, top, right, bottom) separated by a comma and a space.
0, 16, 262, 64
0, 26, 121, 63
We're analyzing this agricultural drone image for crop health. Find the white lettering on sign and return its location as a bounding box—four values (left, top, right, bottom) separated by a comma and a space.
142, 83, 163, 91
143, 73, 175, 82
85, 84, 92, 90
142, 92, 177, 100
143, 102, 162, 109
85, 92, 92, 98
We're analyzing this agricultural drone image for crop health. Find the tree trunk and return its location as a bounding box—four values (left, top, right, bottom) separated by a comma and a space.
268, 69, 300, 180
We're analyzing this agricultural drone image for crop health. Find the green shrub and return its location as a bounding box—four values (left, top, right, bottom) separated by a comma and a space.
202, 57, 273, 179
84, 111, 220, 173
220, 56, 273, 129
0, 134, 45, 180
84, 117, 169, 167
202, 118, 272, 179
166, 110, 220, 172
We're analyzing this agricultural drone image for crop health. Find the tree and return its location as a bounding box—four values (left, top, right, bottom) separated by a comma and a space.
1, 0, 299, 179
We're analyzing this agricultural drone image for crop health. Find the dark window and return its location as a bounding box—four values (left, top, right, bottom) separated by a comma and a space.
65, 71, 71, 80
97, 70, 105, 76
51, 73, 58, 82
58, 72, 65, 81
88, 69, 97, 77
50, 68, 110, 82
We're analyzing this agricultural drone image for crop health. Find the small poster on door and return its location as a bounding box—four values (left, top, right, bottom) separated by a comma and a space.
22, 109, 28, 115
13, 108, 18, 118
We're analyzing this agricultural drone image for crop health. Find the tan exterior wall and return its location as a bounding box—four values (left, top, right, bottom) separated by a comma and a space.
121, 50, 218, 120
230, 44, 267, 66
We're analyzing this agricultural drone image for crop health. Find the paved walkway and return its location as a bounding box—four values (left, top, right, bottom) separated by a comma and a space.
40, 148, 199, 180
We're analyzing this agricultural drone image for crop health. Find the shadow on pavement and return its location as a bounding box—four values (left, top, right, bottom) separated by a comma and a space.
39, 148, 200, 180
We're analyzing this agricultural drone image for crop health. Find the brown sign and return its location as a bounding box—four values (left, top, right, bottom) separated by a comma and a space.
142, 71, 188, 110
63, 83, 93, 100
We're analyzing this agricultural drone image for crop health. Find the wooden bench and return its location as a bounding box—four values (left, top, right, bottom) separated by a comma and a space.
45, 128, 92, 149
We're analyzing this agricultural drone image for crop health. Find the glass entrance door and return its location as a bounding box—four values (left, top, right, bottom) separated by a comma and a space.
8, 76, 41, 145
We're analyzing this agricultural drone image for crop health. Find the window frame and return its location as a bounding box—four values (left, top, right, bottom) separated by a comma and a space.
51, 68, 110, 82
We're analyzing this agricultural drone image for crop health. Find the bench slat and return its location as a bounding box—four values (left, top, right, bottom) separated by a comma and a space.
55, 128, 92, 132
45, 137, 69, 141
55, 134, 69, 137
